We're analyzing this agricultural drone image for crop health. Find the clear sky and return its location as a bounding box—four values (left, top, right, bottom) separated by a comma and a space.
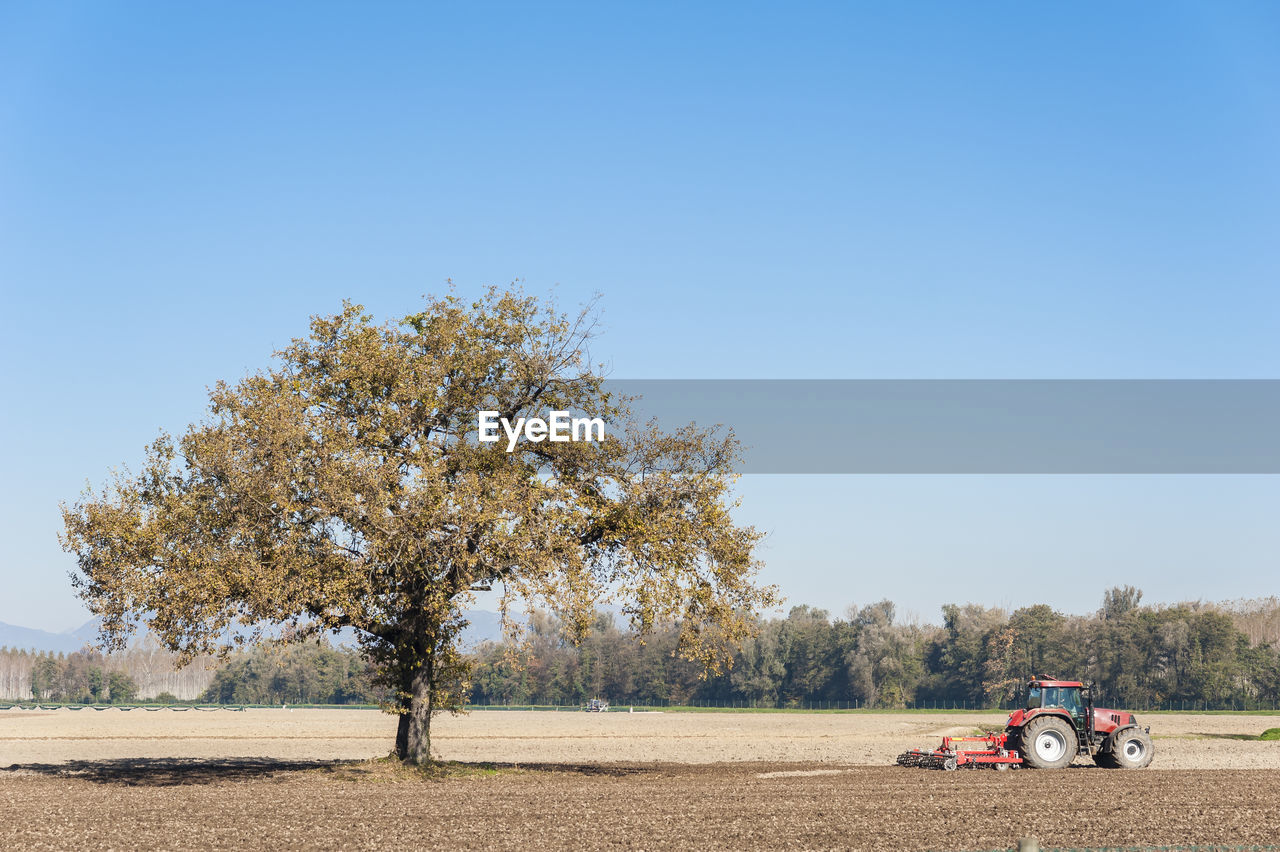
2, 2, 1279, 631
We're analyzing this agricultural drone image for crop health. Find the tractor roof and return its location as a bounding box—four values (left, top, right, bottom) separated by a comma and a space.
1030, 679, 1084, 688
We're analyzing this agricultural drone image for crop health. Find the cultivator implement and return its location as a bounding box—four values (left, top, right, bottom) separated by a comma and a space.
895, 733, 1021, 771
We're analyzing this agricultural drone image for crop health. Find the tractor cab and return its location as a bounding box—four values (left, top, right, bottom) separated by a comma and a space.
1025, 681, 1084, 722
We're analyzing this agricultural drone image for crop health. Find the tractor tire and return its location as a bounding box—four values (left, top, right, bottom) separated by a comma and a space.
1107, 727, 1154, 769
1019, 716, 1078, 770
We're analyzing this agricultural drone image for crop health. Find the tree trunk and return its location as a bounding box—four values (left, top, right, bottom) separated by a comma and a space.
396, 657, 434, 765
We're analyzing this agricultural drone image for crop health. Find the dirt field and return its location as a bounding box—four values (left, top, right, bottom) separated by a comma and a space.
4, 706, 1279, 767
3, 760, 1279, 850
3, 708, 1280, 850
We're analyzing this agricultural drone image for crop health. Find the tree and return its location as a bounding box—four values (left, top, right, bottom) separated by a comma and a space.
982, 605, 1072, 704
1102, 585, 1143, 621
922, 603, 1007, 704
107, 671, 139, 703
845, 601, 923, 708
775, 606, 842, 706
30, 654, 61, 702
200, 643, 379, 705
61, 288, 778, 763
729, 618, 786, 706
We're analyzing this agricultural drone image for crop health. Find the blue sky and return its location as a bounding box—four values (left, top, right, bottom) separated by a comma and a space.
2, 2, 1279, 631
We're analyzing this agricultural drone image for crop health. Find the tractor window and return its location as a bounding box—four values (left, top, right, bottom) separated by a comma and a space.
1026, 686, 1042, 709
1034, 686, 1082, 714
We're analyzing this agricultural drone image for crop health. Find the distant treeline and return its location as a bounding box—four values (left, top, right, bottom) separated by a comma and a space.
468, 588, 1280, 710
0, 648, 140, 704
0, 637, 220, 702
0, 642, 383, 705
5, 589, 1280, 709
200, 643, 383, 705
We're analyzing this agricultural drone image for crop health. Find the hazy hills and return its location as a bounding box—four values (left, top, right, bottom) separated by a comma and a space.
0, 610, 505, 654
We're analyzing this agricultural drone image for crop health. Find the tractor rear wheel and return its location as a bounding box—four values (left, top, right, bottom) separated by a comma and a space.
1108, 727, 1154, 769
1020, 716, 1077, 770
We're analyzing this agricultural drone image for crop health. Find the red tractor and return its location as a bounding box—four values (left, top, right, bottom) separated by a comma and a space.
896, 677, 1154, 770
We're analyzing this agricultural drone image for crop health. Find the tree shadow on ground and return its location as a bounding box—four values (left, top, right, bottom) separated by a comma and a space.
0, 757, 655, 787
1, 757, 342, 786
473, 761, 653, 777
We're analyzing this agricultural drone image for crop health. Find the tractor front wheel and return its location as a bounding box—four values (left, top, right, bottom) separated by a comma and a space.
1020, 716, 1078, 770
1107, 727, 1154, 769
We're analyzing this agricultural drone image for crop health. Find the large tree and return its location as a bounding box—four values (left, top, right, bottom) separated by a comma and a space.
60, 288, 777, 762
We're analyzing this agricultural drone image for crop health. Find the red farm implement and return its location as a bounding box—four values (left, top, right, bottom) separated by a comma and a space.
895, 732, 1021, 771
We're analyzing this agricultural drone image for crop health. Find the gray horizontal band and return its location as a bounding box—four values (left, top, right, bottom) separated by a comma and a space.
603, 380, 1280, 473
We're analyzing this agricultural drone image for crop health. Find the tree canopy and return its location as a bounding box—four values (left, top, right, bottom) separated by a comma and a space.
61, 288, 779, 762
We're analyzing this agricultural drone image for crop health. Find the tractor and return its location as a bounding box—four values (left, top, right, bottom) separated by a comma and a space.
896, 677, 1154, 770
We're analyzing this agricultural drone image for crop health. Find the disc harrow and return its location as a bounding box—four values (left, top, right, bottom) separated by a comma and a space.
895, 733, 1021, 771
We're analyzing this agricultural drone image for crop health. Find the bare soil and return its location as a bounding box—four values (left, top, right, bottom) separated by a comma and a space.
2, 760, 1278, 850
4, 706, 1278, 768
3, 708, 1279, 849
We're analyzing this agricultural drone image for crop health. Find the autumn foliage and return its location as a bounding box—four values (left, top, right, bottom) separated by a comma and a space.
60, 288, 778, 762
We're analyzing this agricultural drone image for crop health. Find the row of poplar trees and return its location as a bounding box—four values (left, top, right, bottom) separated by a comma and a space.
0, 649, 139, 704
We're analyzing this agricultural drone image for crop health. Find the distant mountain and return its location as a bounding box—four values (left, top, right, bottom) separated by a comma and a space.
0, 619, 99, 654
459, 609, 503, 647
0, 610, 506, 654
